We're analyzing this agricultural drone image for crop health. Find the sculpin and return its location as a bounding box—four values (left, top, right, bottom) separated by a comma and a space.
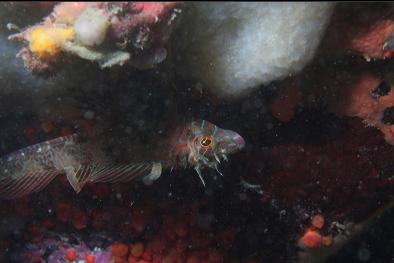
0, 40, 244, 199
0, 119, 245, 199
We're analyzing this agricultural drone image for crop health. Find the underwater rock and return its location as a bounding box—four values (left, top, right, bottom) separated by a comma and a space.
266, 4, 394, 143
319, 3, 394, 60
270, 77, 303, 123
290, 60, 394, 146
6, 197, 245, 263
239, 115, 394, 261
8, 2, 183, 75
241, 115, 394, 214
174, 2, 334, 98
0, 215, 26, 238
328, 72, 387, 134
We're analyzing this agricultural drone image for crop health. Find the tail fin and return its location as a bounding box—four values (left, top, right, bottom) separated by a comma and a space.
0, 134, 162, 199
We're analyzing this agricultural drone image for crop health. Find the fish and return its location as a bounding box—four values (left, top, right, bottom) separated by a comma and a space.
0, 119, 245, 199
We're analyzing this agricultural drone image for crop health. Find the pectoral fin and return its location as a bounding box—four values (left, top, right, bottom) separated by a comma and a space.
65, 161, 162, 193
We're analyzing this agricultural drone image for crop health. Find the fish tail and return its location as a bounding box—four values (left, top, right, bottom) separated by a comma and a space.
0, 134, 163, 199
0, 134, 80, 199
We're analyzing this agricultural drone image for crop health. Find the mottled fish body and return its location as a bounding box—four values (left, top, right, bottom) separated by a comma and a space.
0, 120, 244, 199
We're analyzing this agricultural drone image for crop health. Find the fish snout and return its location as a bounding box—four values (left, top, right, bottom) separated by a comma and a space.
230, 130, 246, 150
219, 129, 245, 154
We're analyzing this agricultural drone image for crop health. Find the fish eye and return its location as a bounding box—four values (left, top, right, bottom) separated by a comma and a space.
200, 135, 212, 147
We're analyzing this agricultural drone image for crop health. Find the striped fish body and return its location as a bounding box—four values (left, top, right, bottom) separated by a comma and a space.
0, 133, 162, 199
0, 92, 177, 200
0, 118, 245, 199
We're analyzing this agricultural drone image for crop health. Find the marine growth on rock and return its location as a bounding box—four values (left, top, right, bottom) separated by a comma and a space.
8, 2, 183, 75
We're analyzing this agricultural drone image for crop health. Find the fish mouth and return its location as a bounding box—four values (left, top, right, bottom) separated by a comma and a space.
216, 130, 245, 156
224, 129, 246, 150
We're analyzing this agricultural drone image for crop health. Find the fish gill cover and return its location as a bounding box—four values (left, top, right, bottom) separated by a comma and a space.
1, 2, 394, 263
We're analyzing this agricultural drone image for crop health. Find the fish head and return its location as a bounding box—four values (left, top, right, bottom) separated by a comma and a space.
176, 120, 245, 186
189, 120, 245, 163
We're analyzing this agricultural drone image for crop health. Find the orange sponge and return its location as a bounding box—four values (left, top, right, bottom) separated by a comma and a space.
29, 26, 75, 58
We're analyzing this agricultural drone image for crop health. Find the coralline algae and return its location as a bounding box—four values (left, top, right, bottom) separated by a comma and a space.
175, 2, 335, 98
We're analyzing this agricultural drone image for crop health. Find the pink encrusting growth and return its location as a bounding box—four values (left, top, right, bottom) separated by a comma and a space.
319, 3, 394, 59
1, 191, 261, 262
8, 2, 184, 75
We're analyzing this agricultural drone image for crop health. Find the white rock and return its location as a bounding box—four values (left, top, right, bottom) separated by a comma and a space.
175, 2, 335, 98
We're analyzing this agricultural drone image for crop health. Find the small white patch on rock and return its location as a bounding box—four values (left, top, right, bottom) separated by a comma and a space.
74, 7, 110, 47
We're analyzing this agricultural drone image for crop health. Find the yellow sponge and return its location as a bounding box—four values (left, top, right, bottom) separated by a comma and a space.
29, 26, 75, 58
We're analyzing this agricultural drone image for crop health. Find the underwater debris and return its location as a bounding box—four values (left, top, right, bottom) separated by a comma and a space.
8, 2, 183, 75
240, 177, 267, 196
